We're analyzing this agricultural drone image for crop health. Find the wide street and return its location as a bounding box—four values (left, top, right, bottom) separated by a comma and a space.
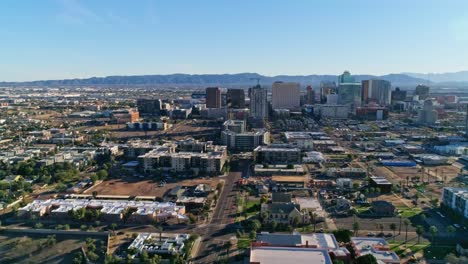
191, 160, 247, 264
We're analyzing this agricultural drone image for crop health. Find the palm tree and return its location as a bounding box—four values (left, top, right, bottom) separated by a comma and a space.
353, 221, 360, 236
416, 225, 424, 244
301, 209, 307, 226
309, 211, 317, 232
446, 225, 455, 237
429, 226, 438, 244
403, 219, 410, 244
155, 225, 163, 242
390, 223, 397, 241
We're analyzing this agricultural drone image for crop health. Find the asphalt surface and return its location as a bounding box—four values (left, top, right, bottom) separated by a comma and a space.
191, 160, 247, 263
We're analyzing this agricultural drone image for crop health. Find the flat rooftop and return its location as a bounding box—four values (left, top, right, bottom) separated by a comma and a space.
250, 246, 332, 264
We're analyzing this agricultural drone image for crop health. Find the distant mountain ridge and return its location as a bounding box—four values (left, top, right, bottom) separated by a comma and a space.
403, 71, 468, 83
0, 73, 432, 88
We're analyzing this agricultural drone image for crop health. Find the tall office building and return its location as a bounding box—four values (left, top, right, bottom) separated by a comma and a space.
391, 87, 407, 103
338, 71, 355, 83
226, 89, 245, 108
320, 81, 337, 103
137, 98, 162, 116
337, 71, 362, 109
271, 81, 300, 109
306, 86, 315, 104
249, 85, 268, 120
361, 79, 391, 106
415, 85, 430, 100
206, 87, 222, 108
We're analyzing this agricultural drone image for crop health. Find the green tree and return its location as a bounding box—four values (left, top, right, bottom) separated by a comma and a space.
446, 225, 456, 237
355, 254, 378, 264
389, 223, 397, 241
97, 169, 108, 180
416, 225, 424, 244
403, 219, 410, 244
352, 221, 360, 236
429, 226, 438, 244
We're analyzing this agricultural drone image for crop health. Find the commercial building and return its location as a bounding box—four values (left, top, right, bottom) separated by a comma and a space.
112, 109, 140, 123
223, 119, 246, 134
129, 233, 190, 256
137, 98, 162, 116
361, 79, 391, 105
337, 71, 362, 110
369, 176, 393, 193
221, 129, 270, 151
249, 85, 269, 121
355, 106, 389, 120
283, 131, 327, 150
254, 145, 301, 164
206, 87, 222, 108
415, 85, 430, 100
18, 199, 186, 223
350, 237, 400, 264
127, 122, 169, 131
250, 246, 332, 264
305, 85, 315, 104
442, 187, 468, 219
272, 82, 300, 110
314, 104, 348, 119
391, 87, 407, 103
226, 88, 245, 108
320, 81, 337, 103
139, 146, 227, 174
418, 99, 438, 125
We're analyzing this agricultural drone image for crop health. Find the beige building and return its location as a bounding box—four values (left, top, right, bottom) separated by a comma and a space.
272, 82, 300, 110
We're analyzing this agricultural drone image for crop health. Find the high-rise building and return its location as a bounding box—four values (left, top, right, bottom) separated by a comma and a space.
415, 85, 430, 100
137, 98, 162, 116
272, 82, 300, 109
418, 99, 438, 125
226, 89, 245, 108
319, 81, 337, 103
305, 86, 315, 104
337, 71, 362, 110
361, 79, 391, 105
338, 71, 355, 83
206, 87, 222, 108
249, 85, 268, 120
391, 87, 407, 103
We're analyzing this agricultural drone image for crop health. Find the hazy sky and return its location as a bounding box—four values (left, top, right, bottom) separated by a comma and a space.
1, 0, 468, 81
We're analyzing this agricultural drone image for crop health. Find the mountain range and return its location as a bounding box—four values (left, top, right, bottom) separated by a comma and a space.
1, 72, 466, 88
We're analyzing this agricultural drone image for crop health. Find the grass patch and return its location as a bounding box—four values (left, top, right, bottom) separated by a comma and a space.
424, 245, 455, 260
389, 243, 454, 260
397, 207, 423, 218
237, 238, 251, 250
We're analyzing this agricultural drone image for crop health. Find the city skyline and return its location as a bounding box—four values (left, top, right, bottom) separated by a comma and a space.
1, 0, 468, 81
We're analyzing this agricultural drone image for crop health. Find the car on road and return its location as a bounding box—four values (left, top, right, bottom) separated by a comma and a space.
367, 232, 376, 237
385, 233, 393, 237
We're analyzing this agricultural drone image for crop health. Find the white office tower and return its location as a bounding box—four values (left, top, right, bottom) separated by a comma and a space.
272, 81, 300, 109
418, 99, 438, 125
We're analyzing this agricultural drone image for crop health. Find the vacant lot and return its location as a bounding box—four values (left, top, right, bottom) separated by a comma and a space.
87, 177, 222, 198
0, 233, 104, 264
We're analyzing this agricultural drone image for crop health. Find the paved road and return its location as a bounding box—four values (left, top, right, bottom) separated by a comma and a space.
191, 160, 247, 263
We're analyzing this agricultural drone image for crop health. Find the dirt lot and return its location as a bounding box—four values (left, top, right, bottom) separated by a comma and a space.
0, 233, 104, 264
86, 177, 222, 198
372, 163, 460, 186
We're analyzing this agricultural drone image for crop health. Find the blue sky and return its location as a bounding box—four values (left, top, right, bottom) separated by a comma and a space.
1, 0, 468, 81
